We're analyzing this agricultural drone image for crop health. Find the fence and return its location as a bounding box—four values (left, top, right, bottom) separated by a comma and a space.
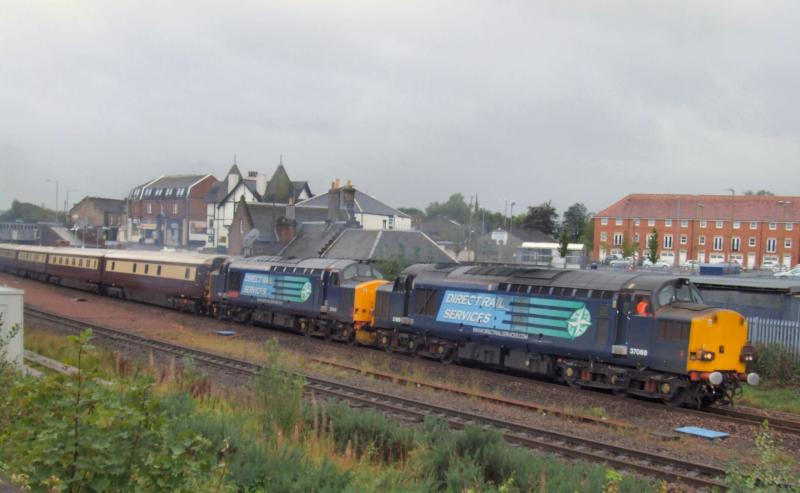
748, 317, 800, 361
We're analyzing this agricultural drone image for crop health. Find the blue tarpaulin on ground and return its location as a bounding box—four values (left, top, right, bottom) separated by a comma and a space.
675, 426, 729, 439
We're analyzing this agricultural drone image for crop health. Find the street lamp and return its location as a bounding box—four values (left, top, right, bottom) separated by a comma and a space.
695, 203, 704, 264
65, 189, 78, 226
778, 200, 792, 267
725, 188, 735, 261
509, 201, 516, 236
45, 179, 60, 224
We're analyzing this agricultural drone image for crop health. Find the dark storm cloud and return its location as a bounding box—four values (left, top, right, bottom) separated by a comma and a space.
1, 1, 799, 215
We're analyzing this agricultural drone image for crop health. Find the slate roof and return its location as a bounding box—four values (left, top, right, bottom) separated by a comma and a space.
323, 230, 455, 262
297, 189, 409, 218
597, 194, 800, 222
262, 165, 295, 204
146, 175, 208, 189
78, 197, 125, 214
280, 223, 347, 258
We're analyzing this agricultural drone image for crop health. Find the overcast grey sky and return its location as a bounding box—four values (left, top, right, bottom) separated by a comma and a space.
1, 1, 799, 215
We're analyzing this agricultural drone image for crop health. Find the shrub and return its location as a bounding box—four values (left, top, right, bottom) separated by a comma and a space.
255, 339, 305, 435
751, 342, 800, 385
727, 421, 799, 492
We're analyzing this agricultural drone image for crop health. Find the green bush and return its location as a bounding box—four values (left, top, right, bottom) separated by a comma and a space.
727, 421, 799, 492
255, 339, 305, 435
751, 342, 800, 385
320, 402, 416, 462
0, 330, 219, 493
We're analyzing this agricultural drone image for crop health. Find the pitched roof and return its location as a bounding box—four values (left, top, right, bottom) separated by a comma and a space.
323, 229, 455, 262
297, 189, 409, 218
597, 194, 800, 223
77, 197, 125, 214
227, 164, 242, 177
146, 174, 209, 189
262, 164, 294, 204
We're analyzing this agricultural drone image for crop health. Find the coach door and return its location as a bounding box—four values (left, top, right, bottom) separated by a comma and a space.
612, 293, 628, 356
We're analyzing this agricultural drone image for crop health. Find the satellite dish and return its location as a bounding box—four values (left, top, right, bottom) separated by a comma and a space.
243, 228, 260, 247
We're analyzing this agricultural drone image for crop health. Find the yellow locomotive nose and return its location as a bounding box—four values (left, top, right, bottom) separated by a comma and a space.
687, 309, 754, 383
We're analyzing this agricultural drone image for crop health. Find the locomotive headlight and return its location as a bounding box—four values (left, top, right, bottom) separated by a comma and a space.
700, 350, 715, 361
740, 345, 756, 363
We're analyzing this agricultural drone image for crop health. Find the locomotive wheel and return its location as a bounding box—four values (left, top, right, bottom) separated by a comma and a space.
664, 388, 686, 407
439, 347, 455, 365
380, 334, 394, 353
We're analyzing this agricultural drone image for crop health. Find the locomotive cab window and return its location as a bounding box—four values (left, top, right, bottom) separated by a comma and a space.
656, 280, 703, 308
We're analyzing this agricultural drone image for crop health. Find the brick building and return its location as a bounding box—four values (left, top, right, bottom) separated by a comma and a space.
594, 194, 800, 269
126, 174, 218, 247
68, 197, 126, 242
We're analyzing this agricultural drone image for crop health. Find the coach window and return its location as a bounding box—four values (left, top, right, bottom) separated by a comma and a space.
111, 261, 116, 271
79, 259, 83, 267
144, 264, 149, 274
184, 267, 191, 279
133, 263, 137, 273
72, 258, 76, 266
157, 265, 162, 276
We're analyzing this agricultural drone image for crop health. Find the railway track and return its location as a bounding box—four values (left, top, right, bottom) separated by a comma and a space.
25, 306, 730, 490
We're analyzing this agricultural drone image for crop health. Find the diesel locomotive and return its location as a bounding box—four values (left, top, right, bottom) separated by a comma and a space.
0, 243, 759, 407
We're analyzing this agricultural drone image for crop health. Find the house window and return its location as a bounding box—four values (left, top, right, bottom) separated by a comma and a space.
749, 237, 756, 247
681, 219, 688, 228
239, 219, 244, 234
144, 189, 152, 197
146, 203, 153, 214
665, 219, 672, 227
165, 188, 173, 197
766, 238, 777, 253
700, 220, 707, 229
633, 233, 640, 244
663, 234, 673, 249
769, 223, 777, 230
750, 222, 758, 230
615, 218, 622, 226
600, 217, 608, 225
388, 216, 395, 229
613, 233, 623, 246
733, 221, 741, 229
154, 189, 163, 197
634, 218, 640, 226
731, 237, 741, 252
713, 236, 723, 251
699, 235, 706, 246
176, 188, 185, 197
715, 221, 723, 229
600, 232, 607, 242
173, 203, 179, 214
680, 235, 688, 245
785, 238, 792, 248
647, 218, 655, 227
787, 223, 794, 231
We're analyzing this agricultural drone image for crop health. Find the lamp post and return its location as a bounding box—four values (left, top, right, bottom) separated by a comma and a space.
695, 202, 704, 265
65, 189, 78, 226
509, 201, 516, 236
778, 200, 792, 267
46, 179, 60, 224
725, 188, 735, 262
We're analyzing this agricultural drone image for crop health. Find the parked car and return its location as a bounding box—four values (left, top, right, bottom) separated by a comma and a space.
643, 258, 672, 269
760, 259, 781, 272
774, 267, 800, 279
602, 254, 624, 265
680, 260, 700, 271
609, 257, 633, 268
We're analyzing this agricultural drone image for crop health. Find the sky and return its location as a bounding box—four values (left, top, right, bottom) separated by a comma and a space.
1, 1, 799, 216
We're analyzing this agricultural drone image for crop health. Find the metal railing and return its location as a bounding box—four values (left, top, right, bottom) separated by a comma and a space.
748, 317, 800, 361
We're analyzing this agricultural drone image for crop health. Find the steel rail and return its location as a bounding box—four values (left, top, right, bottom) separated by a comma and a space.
25, 306, 729, 490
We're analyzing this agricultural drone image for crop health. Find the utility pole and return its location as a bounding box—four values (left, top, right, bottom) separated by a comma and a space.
509, 201, 516, 237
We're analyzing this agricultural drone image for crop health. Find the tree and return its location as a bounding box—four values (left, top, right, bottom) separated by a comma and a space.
647, 228, 659, 264
581, 214, 594, 253
743, 190, 775, 196
424, 193, 471, 225
558, 228, 569, 267
397, 207, 425, 228
0, 199, 60, 223
562, 203, 589, 242
518, 201, 559, 237
622, 234, 635, 259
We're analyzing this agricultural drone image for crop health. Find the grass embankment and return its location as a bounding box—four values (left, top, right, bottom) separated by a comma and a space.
741, 342, 800, 415
10, 328, 662, 493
